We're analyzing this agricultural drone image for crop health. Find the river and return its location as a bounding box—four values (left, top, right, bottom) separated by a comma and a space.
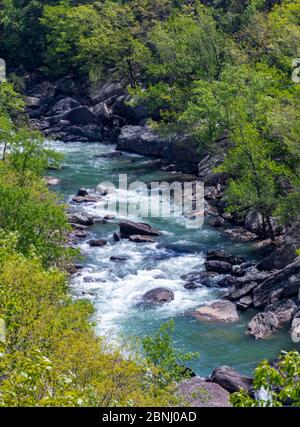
49, 140, 293, 377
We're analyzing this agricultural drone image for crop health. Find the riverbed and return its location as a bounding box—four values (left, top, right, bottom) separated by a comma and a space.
49, 140, 293, 377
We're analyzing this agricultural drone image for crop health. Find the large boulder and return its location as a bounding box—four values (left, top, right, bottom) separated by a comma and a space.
65, 124, 103, 141
210, 366, 253, 394
264, 299, 297, 324
62, 106, 98, 125
190, 301, 239, 323
205, 260, 233, 274
48, 97, 80, 116
248, 312, 280, 339
113, 96, 149, 125
91, 82, 125, 104
291, 307, 300, 343
142, 288, 174, 305
253, 257, 300, 308
119, 220, 160, 238
92, 101, 112, 123
244, 211, 265, 235
117, 125, 170, 157
256, 244, 297, 271
67, 212, 94, 226
178, 377, 231, 407
197, 154, 227, 186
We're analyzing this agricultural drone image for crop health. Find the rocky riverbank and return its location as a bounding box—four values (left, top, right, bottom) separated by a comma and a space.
36, 74, 299, 406
63, 183, 300, 345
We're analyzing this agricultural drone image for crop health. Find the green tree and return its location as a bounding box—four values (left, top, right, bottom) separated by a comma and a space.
231, 351, 300, 407
142, 320, 199, 386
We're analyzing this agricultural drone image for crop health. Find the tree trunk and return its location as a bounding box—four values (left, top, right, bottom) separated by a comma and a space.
266, 215, 275, 242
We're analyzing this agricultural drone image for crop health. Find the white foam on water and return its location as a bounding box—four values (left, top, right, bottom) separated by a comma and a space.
71, 235, 214, 339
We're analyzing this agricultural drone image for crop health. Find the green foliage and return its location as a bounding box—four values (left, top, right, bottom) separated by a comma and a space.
0, 82, 24, 119
0, 240, 178, 406
231, 351, 300, 407
142, 320, 199, 386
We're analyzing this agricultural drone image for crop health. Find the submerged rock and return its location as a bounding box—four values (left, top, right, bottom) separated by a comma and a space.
44, 176, 60, 186
190, 301, 239, 323
182, 271, 218, 289
72, 195, 101, 204
129, 235, 156, 243
142, 288, 174, 305
88, 239, 108, 247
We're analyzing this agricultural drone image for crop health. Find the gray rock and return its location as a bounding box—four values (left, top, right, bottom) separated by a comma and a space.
253, 257, 300, 308
224, 228, 259, 242
72, 195, 101, 204
119, 220, 160, 238
291, 308, 300, 343
91, 82, 125, 104
113, 232, 121, 242
62, 106, 98, 125
117, 125, 169, 157
67, 213, 94, 226
197, 154, 227, 186
213, 217, 225, 227
210, 366, 253, 393
48, 97, 80, 116
129, 235, 156, 243
44, 176, 60, 186
142, 288, 174, 305
264, 299, 297, 324
256, 244, 297, 271
65, 124, 103, 141
93, 101, 111, 122
178, 377, 231, 407
88, 239, 108, 247
206, 250, 245, 266
227, 281, 258, 301
237, 296, 253, 311
182, 271, 218, 289
190, 301, 239, 323
205, 260, 233, 274
248, 312, 280, 339
232, 269, 271, 289
245, 210, 265, 235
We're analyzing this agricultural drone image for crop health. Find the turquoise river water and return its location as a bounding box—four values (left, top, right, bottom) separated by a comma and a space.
49, 140, 295, 377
